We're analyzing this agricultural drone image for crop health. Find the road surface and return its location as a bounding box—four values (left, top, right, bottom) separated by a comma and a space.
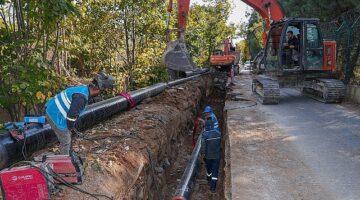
226, 75, 360, 200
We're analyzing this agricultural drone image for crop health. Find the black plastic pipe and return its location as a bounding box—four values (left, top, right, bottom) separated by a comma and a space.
184, 69, 209, 78
0, 124, 56, 169
172, 135, 202, 200
76, 83, 167, 129
0, 72, 209, 169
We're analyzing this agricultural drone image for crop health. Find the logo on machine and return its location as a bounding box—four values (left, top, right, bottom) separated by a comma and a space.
11, 175, 33, 181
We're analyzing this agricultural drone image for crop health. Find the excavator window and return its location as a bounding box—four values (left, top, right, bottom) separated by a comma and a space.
213, 49, 224, 56
305, 23, 323, 70
264, 25, 283, 70
282, 22, 301, 69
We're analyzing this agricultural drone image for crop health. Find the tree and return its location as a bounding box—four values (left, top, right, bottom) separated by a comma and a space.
185, 0, 235, 66
278, 0, 359, 21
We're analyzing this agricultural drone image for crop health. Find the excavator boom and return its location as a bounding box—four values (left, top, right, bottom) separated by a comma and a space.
162, 0, 197, 78
242, 0, 284, 27
242, 0, 285, 44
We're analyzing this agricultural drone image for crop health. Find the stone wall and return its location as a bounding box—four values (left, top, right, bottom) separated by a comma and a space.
346, 85, 360, 104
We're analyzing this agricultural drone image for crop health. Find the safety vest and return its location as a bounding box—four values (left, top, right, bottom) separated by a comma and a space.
202, 128, 221, 159
46, 85, 89, 130
209, 113, 220, 132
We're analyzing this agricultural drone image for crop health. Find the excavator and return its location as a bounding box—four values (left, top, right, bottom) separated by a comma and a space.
162, 0, 346, 104
210, 38, 241, 85
210, 39, 240, 73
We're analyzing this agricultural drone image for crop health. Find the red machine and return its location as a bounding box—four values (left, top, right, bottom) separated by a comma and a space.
0, 155, 83, 200
33, 155, 84, 184
323, 40, 337, 71
210, 39, 238, 67
0, 163, 55, 200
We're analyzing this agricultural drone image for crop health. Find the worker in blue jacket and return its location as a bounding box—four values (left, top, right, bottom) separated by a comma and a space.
203, 105, 219, 132
45, 72, 115, 155
201, 116, 221, 193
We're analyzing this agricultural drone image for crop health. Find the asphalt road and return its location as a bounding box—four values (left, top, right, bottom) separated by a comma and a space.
226, 74, 360, 200
259, 87, 360, 200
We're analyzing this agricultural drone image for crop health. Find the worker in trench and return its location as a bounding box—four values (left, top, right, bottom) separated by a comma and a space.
201, 106, 221, 193
202, 105, 219, 132
45, 72, 115, 155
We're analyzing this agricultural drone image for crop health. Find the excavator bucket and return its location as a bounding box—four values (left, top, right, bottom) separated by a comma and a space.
162, 39, 197, 77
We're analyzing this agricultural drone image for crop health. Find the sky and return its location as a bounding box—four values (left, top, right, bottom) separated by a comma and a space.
191, 0, 252, 42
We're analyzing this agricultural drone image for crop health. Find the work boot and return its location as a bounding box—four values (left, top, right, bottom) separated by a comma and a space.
206, 173, 212, 186
207, 175, 211, 183
210, 179, 217, 193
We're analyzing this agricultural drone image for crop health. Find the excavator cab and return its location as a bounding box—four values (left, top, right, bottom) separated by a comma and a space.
259, 18, 327, 73
252, 18, 344, 105
212, 49, 224, 56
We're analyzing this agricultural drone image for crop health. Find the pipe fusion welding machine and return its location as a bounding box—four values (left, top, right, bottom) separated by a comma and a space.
0, 154, 84, 199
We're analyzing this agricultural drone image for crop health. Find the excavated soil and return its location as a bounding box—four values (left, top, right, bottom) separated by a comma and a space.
47, 75, 215, 199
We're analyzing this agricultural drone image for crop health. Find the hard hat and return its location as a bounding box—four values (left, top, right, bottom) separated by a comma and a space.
91, 72, 115, 90
203, 106, 213, 113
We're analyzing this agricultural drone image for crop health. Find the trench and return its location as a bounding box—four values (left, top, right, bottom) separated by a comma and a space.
48, 74, 220, 199
0, 73, 227, 200
163, 76, 227, 199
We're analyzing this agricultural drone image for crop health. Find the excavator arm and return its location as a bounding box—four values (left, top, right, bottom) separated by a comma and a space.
241, 0, 285, 44
242, 0, 284, 27
163, 0, 197, 78
167, 0, 190, 40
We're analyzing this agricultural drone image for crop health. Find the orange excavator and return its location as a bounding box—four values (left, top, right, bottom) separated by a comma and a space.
210, 38, 240, 84
163, 0, 345, 104
210, 39, 240, 70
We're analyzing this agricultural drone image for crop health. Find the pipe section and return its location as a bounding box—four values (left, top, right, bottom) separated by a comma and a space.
76, 83, 167, 129
0, 72, 208, 169
184, 69, 209, 78
0, 124, 56, 169
172, 134, 202, 200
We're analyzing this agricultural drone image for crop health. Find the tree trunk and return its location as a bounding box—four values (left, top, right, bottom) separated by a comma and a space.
51, 23, 60, 70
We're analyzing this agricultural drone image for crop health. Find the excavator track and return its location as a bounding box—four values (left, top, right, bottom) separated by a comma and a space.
252, 78, 280, 104
303, 79, 345, 103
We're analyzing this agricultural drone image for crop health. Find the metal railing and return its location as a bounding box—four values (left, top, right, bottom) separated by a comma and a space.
320, 9, 360, 84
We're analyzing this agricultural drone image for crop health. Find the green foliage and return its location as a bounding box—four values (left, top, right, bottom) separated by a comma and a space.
186, 0, 235, 67
278, 0, 359, 21
0, 0, 237, 122
238, 40, 249, 64
237, 11, 263, 62
0, 0, 74, 121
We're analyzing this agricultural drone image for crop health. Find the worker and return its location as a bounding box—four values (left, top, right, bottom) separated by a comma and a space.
286, 31, 299, 50
203, 106, 219, 132
283, 31, 299, 67
45, 72, 115, 155
201, 117, 221, 193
